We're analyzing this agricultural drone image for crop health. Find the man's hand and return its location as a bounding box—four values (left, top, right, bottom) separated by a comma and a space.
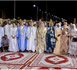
14, 35, 16, 38
2, 37, 3, 39
25, 37, 28, 39
18, 37, 20, 40
13, 36, 15, 39
12, 36, 15, 39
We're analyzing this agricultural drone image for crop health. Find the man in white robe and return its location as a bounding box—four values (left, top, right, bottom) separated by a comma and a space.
0, 23, 4, 51
9, 22, 19, 52
4, 20, 12, 39
27, 22, 37, 52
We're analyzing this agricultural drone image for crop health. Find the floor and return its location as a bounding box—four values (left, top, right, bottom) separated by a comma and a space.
0, 52, 77, 70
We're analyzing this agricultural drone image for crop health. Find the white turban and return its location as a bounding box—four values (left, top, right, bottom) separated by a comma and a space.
34, 22, 36, 24
24, 22, 25, 24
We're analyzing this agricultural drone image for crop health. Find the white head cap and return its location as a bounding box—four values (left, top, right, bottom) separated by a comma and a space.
24, 22, 25, 24
34, 22, 36, 24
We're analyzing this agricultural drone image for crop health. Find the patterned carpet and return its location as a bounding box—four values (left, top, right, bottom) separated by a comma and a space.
0, 52, 77, 70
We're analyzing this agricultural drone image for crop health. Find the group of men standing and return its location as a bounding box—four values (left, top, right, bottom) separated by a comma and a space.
2, 20, 37, 52
0, 19, 77, 57
0, 20, 41, 52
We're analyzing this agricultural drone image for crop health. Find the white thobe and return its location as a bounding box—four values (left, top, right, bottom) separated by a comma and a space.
4, 24, 12, 39
0, 27, 4, 47
9, 27, 19, 52
27, 26, 37, 52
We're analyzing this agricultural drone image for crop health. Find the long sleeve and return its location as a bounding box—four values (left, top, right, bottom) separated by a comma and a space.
16, 27, 19, 38
34, 27, 37, 39
2, 27, 4, 37
14, 27, 17, 37
52, 32, 55, 37
25, 26, 28, 37
75, 31, 77, 37
37, 28, 40, 38
26, 27, 30, 38
42, 27, 47, 38
10, 28, 12, 36
17, 26, 21, 38
55, 28, 57, 37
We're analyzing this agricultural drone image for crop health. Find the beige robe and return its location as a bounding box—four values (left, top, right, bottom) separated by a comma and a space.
60, 29, 69, 54
53, 28, 61, 55
36, 27, 47, 53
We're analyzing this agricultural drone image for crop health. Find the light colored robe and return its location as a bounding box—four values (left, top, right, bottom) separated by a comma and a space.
27, 26, 37, 52
60, 29, 69, 54
0, 27, 4, 47
9, 27, 19, 52
18, 26, 28, 51
53, 28, 61, 55
4, 24, 12, 39
68, 29, 77, 56
17, 26, 20, 49
36, 27, 47, 53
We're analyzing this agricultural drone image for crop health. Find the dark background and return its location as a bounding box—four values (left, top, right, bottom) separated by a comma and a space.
0, 1, 77, 23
